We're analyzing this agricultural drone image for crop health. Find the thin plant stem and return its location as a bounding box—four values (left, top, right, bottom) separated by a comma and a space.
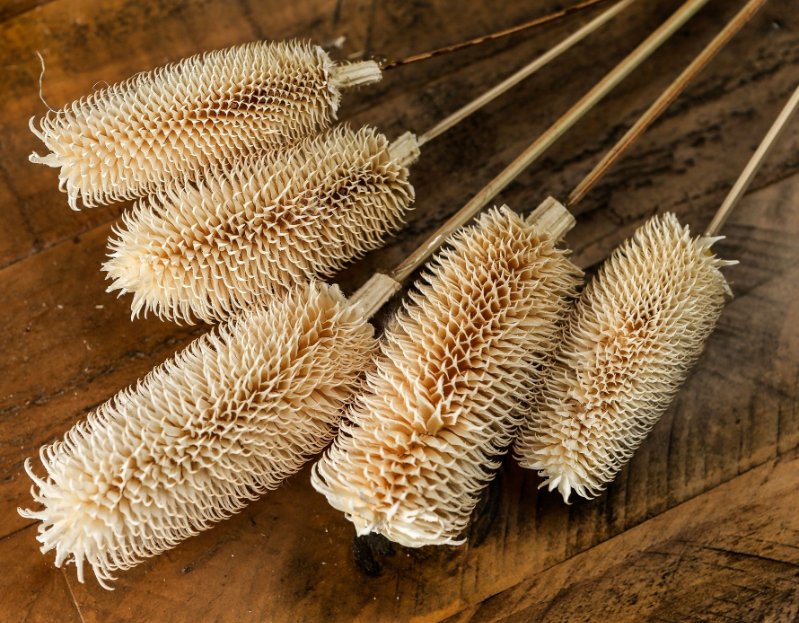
380, 0, 614, 70
706, 83, 799, 236
418, 0, 635, 146
568, 0, 768, 208
388, 0, 711, 288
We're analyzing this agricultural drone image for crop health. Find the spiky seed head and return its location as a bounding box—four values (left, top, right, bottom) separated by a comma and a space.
19, 282, 375, 588
515, 213, 733, 502
103, 125, 416, 324
312, 206, 582, 547
29, 40, 381, 209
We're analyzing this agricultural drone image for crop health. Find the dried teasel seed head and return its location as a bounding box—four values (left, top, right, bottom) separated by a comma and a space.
312, 206, 582, 546
515, 213, 733, 502
103, 125, 417, 324
18, 282, 375, 588
29, 40, 381, 209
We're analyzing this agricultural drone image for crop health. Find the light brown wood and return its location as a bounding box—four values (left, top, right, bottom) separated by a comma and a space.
0, 529, 84, 623
1, 0, 798, 621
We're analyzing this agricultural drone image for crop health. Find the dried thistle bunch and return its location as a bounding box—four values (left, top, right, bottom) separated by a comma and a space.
104, 125, 417, 324
312, 206, 581, 546
515, 213, 733, 502
19, 282, 375, 587
29, 40, 381, 209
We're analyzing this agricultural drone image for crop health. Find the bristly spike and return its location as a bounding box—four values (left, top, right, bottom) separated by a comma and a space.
514, 213, 731, 501
18, 282, 376, 587
103, 125, 415, 324
312, 206, 581, 546
28, 40, 381, 209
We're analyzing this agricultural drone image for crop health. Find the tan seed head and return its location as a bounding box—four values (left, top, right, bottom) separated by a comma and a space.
312, 206, 581, 546
29, 40, 381, 209
515, 213, 732, 502
103, 125, 416, 324
19, 282, 375, 587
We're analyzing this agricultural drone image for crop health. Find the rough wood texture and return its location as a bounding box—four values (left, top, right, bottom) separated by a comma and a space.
1, 0, 797, 621
444, 449, 799, 623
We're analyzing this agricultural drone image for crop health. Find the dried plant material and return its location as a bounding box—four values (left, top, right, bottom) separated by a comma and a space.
29, 40, 381, 209
515, 213, 732, 502
19, 283, 375, 588
104, 125, 416, 324
312, 206, 581, 546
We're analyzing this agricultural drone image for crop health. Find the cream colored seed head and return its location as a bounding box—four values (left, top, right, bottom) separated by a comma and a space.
19, 282, 375, 588
29, 40, 381, 209
103, 125, 416, 324
515, 213, 733, 502
312, 206, 581, 547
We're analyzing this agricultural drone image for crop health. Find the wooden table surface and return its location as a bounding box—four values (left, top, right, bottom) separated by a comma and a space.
1, 1, 798, 621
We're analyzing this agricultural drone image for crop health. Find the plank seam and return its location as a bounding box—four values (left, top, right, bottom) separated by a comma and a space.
62, 568, 87, 623
0, 0, 57, 25
0, 521, 36, 542
439, 448, 798, 623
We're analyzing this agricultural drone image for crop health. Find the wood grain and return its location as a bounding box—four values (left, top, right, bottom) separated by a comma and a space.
0, 223, 205, 534
0, 0, 797, 621
443, 449, 799, 623
0, 526, 83, 623
0, 0, 359, 268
